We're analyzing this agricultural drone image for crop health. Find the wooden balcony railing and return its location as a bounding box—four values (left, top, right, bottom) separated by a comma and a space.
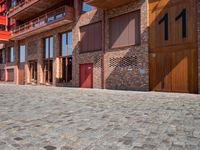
10, 6, 74, 39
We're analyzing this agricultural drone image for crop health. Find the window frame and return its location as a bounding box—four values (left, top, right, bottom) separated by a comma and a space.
8, 47, 14, 63
19, 45, 26, 63
44, 36, 54, 60
60, 31, 73, 57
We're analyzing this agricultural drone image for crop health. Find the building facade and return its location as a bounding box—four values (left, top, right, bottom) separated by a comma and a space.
0, 0, 199, 94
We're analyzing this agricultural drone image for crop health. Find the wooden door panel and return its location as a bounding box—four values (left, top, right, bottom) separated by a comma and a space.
149, 0, 198, 93
172, 50, 189, 92
150, 52, 172, 91
80, 64, 93, 88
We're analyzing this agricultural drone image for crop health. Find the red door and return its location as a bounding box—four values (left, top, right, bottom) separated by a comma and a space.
80, 64, 93, 88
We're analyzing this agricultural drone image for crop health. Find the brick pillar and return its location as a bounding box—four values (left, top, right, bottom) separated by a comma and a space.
14, 41, 19, 84
24, 42, 29, 84
38, 39, 44, 85
198, 1, 200, 94
74, 0, 81, 20
53, 33, 60, 86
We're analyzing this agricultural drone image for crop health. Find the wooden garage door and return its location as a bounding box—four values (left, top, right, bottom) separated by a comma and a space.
149, 0, 198, 93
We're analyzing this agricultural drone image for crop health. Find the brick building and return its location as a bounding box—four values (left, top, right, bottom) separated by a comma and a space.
0, 0, 199, 94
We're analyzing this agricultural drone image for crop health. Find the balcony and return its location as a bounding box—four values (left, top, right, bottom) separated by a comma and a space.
0, 16, 6, 25
8, 0, 66, 20
0, 31, 10, 42
10, 6, 74, 40
84, 0, 136, 9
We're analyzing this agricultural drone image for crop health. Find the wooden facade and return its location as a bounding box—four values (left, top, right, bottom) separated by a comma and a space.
149, 0, 198, 93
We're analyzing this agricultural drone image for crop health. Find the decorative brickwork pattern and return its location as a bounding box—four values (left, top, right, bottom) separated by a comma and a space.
109, 56, 137, 68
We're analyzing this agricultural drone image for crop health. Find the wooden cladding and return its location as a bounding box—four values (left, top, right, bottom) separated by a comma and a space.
149, 0, 197, 51
80, 21, 102, 53
150, 49, 197, 93
109, 10, 140, 49
149, 0, 198, 93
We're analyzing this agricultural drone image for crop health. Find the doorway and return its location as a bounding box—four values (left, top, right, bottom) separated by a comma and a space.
80, 63, 93, 88
30, 61, 37, 84
44, 60, 53, 84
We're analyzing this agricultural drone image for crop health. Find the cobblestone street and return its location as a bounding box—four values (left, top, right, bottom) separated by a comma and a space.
0, 84, 200, 150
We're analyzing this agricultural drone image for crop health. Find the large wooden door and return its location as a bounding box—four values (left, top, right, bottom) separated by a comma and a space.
80, 64, 93, 88
149, 0, 198, 93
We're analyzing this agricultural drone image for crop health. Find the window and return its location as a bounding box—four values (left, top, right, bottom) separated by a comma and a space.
82, 2, 96, 13
80, 22, 102, 53
109, 10, 141, 49
61, 31, 72, 57
20, 45, 26, 63
60, 31, 73, 82
8, 47, 14, 63
0, 49, 5, 64
11, 0, 16, 7
44, 36, 54, 59
47, 10, 66, 23
44, 36, 54, 83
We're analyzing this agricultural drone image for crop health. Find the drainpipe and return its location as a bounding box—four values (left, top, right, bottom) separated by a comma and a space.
102, 10, 106, 89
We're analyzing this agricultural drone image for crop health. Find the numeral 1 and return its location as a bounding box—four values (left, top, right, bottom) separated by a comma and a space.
175, 8, 187, 38
159, 13, 169, 40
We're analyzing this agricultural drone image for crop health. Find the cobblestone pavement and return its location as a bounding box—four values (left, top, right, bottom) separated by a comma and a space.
0, 84, 200, 150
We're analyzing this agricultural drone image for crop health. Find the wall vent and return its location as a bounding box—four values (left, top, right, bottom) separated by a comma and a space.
109, 56, 137, 68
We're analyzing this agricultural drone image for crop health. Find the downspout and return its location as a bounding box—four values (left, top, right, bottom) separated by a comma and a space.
102, 10, 106, 89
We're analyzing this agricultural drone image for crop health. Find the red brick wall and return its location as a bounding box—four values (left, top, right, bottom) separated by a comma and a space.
73, 10, 103, 88
104, 0, 149, 91
73, 0, 149, 90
